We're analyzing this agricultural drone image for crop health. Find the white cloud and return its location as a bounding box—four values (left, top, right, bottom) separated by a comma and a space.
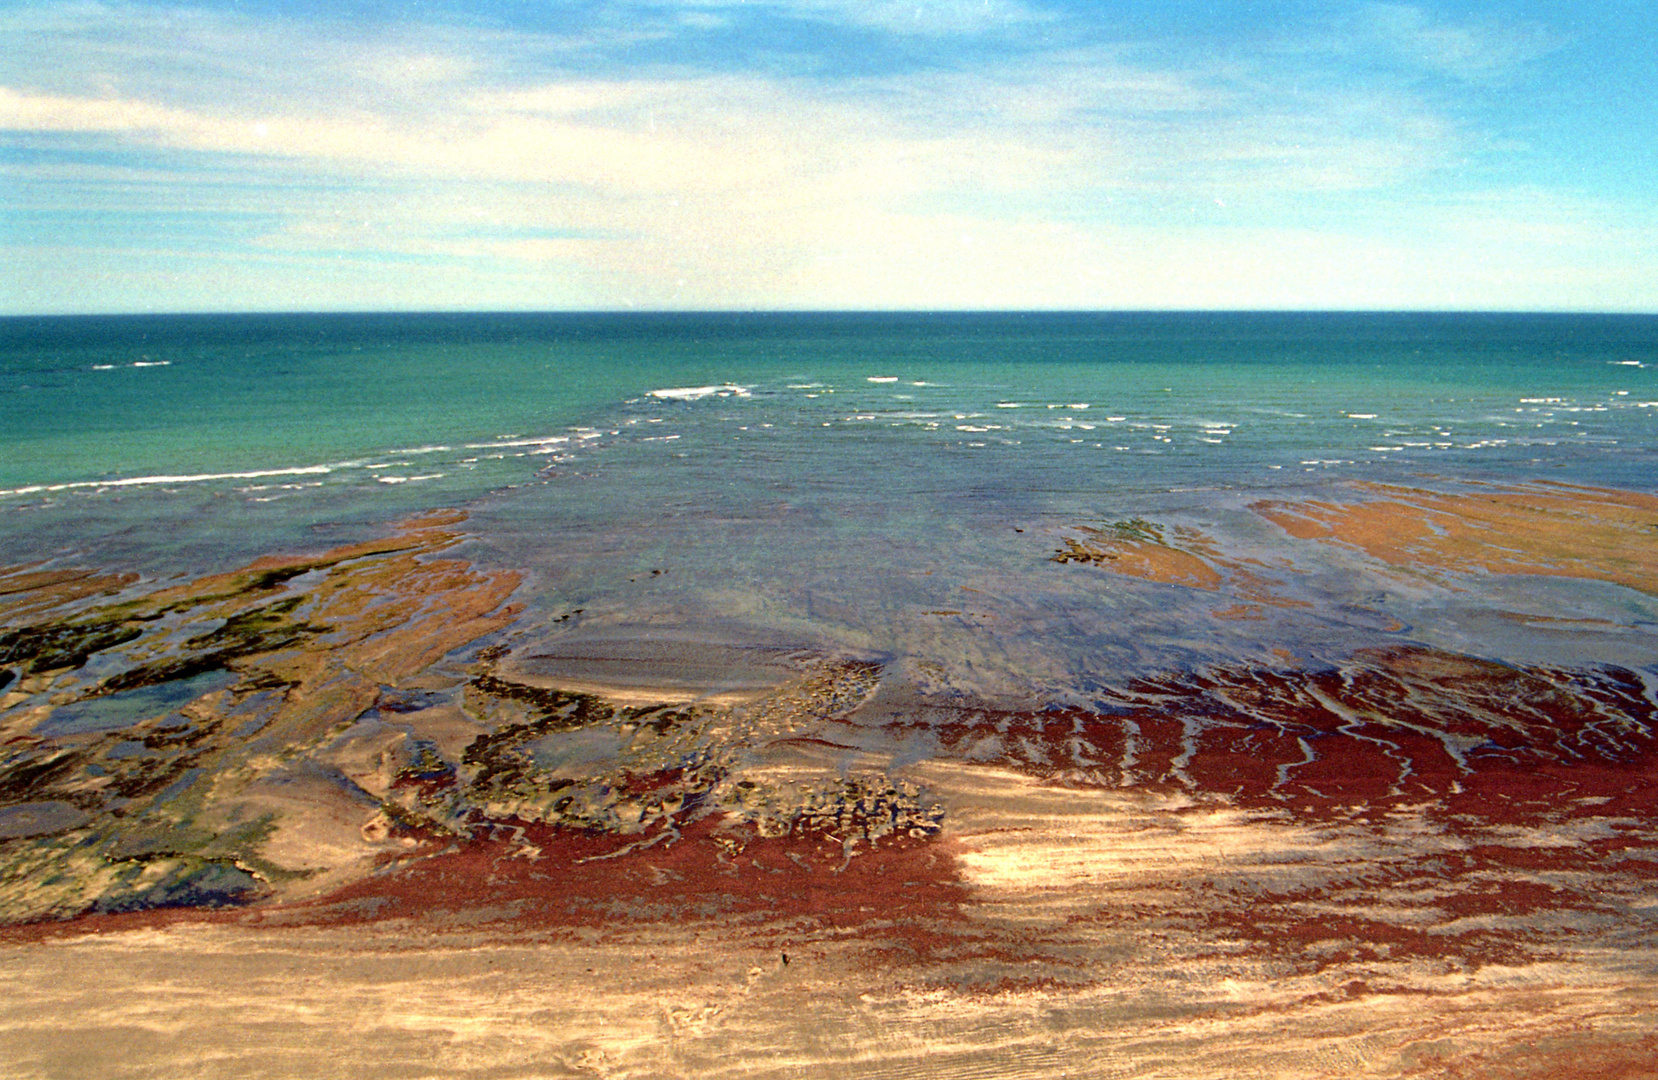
1, 1, 1650, 313
0, 3, 1478, 199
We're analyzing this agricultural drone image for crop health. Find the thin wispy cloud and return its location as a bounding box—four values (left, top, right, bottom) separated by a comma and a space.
1360, 2, 1558, 83
674, 0, 1049, 36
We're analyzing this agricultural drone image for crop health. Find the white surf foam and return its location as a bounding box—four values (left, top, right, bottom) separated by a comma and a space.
648, 385, 752, 401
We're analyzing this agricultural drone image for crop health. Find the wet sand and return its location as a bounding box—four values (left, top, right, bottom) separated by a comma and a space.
3, 485, 1658, 1078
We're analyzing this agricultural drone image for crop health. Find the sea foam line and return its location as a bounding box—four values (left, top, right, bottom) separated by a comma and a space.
463, 436, 571, 449
1, 465, 335, 497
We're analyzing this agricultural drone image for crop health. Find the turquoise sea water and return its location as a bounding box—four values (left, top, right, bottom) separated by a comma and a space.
4, 312, 1656, 697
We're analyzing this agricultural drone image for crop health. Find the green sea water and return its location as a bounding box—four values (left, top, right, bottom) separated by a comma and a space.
3, 311, 1656, 691
7, 313, 1654, 483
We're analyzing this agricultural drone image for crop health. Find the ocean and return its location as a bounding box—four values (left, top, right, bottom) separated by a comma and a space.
4, 311, 1655, 681
5, 312, 1658, 1077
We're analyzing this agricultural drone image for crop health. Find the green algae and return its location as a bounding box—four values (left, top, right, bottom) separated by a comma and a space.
0, 620, 144, 674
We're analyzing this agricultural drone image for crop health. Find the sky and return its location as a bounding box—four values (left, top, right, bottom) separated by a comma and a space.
1, 0, 1654, 313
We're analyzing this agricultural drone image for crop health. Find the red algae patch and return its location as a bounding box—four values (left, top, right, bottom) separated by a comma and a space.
1252, 480, 1658, 594
1406, 1032, 1658, 1080
895, 645, 1658, 824
0, 900, 250, 946
277, 816, 971, 949
890, 644, 1658, 1012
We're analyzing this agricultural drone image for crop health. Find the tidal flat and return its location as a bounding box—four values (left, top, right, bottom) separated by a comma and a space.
4, 478, 1658, 1079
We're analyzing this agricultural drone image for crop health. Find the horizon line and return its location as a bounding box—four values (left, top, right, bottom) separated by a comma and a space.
5, 308, 1657, 320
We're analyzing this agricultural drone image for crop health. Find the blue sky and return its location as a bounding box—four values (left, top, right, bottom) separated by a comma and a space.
2, 0, 1654, 312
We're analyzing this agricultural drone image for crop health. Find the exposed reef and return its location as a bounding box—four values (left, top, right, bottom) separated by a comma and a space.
0, 510, 522, 921
0, 513, 937, 927
1052, 516, 1310, 619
